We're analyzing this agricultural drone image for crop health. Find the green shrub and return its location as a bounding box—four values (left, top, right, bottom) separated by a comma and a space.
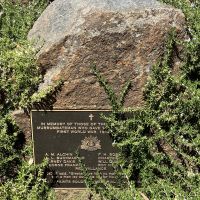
0, 116, 22, 181
0, 1, 55, 199
0, 0, 49, 115
0, 160, 55, 200
86, 1, 200, 199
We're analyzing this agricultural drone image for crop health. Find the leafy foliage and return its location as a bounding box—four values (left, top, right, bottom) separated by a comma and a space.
161, 0, 200, 80
0, 0, 49, 115
87, 1, 200, 199
0, 160, 55, 200
0, 116, 22, 181
0, 0, 55, 199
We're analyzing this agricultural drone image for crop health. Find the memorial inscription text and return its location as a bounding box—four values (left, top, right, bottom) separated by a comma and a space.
31, 110, 118, 188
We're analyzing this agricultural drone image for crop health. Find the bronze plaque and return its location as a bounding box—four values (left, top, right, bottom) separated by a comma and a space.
31, 110, 118, 189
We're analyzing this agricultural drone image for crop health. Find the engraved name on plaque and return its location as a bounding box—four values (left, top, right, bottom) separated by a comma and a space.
31, 110, 118, 188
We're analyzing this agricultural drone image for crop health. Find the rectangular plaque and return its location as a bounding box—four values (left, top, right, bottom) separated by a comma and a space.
31, 110, 118, 189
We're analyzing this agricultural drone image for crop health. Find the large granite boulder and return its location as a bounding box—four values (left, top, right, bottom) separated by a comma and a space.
27, 0, 185, 110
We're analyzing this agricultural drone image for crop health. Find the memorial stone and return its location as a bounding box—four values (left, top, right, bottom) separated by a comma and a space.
12, 0, 186, 199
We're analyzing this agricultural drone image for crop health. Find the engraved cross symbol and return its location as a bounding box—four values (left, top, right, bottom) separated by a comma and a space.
89, 114, 94, 121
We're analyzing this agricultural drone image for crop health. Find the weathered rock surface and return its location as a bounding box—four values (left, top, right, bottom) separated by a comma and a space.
13, 0, 186, 199
27, 0, 185, 110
